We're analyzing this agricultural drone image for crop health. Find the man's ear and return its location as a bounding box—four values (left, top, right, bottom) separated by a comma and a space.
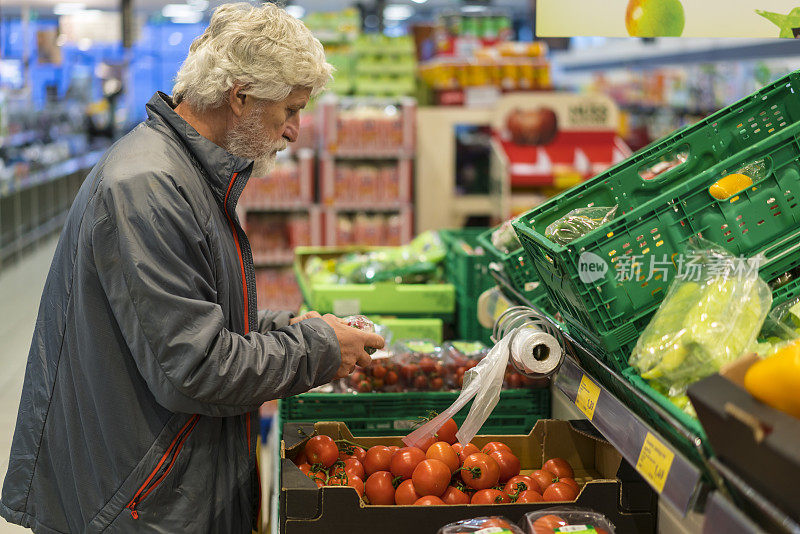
229, 82, 248, 118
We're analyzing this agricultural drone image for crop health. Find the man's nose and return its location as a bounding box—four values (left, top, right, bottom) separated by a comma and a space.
283, 117, 300, 143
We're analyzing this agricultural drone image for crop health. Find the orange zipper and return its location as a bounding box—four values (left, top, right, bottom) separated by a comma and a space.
222, 171, 255, 460
126, 414, 200, 519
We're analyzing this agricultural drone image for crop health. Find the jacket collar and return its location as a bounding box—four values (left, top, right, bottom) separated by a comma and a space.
145, 92, 253, 206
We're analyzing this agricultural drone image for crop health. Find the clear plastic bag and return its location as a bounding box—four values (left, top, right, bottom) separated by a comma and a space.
438, 516, 525, 534
544, 206, 617, 246
492, 219, 522, 254
524, 507, 616, 534
629, 238, 771, 400
442, 341, 490, 389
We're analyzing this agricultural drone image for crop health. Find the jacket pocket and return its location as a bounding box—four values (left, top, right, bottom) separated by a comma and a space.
124, 414, 200, 520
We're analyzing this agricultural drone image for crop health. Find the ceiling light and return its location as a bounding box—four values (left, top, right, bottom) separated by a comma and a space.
411, 0, 428, 3
285, 5, 305, 18
53, 2, 85, 15
170, 12, 204, 23
383, 4, 414, 21
461, 5, 488, 12
162, 4, 197, 18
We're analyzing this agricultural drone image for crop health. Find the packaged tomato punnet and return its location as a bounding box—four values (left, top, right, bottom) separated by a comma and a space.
437, 516, 525, 534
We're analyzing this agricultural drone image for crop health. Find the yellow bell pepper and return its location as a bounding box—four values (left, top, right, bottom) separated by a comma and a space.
744, 340, 800, 419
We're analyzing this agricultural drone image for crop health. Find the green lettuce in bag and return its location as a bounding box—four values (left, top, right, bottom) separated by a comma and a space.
630, 238, 771, 404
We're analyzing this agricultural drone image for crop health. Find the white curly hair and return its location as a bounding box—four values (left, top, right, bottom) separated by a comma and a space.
173, 2, 332, 110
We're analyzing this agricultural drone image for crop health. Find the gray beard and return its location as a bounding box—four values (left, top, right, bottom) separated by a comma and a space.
225, 106, 288, 178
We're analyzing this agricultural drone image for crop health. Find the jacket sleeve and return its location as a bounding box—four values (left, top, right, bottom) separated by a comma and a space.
91, 173, 341, 417
257, 310, 294, 333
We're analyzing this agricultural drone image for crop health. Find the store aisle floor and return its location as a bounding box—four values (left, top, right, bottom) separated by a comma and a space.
0, 239, 58, 533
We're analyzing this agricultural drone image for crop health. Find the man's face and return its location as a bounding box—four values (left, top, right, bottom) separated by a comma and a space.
224, 86, 311, 177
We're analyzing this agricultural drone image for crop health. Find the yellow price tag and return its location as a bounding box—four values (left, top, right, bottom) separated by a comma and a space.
636, 432, 675, 493
574, 374, 601, 420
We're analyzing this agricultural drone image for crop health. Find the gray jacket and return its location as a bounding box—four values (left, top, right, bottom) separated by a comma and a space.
0, 92, 340, 533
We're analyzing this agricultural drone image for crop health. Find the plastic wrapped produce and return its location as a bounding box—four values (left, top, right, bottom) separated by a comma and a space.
544, 206, 617, 246
629, 238, 771, 406
438, 516, 524, 534
491, 219, 522, 254
394, 340, 447, 391
343, 315, 380, 355
442, 341, 489, 388
524, 507, 616, 534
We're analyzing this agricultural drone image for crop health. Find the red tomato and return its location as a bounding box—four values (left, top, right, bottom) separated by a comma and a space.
414, 495, 445, 505
441, 485, 470, 505
470, 489, 510, 504
357, 380, 372, 392
394, 479, 421, 505
452, 442, 480, 463
503, 475, 539, 497
372, 364, 387, 379
419, 356, 436, 373
388, 446, 400, 454
489, 450, 521, 483
384, 371, 399, 385
347, 476, 364, 498
430, 377, 444, 390
415, 435, 437, 453
435, 418, 458, 445
426, 442, 460, 473
349, 371, 366, 388
372, 378, 385, 390
508, 373, 523, 388
364, 446, 394, 476
543, 457, 574, 479
411, 459, 451, 497
530, 469, 557, 491
460, 453, 500, 490
343, 458, 365, 481
558, 477, 579, 494
532, 514, 568, 534
401, 364, 419, 382
294, 451, 308, 465
297, 463, 312, 476
542, 481, 579, 502
304, 435, 338, 467
313, 478, 325, 488
515, 490, 544, 503
339, 446, 367, 464
413, 375, 429, 390
481, 442, 512, 456
364, 471, 396, 505
481, 518, 515, 528
389, 447, 426, 480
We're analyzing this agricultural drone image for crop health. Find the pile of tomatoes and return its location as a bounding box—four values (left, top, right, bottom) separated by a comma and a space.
292, 418, 582, 506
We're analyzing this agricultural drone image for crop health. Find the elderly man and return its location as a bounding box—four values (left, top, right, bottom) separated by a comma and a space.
0, 3, 382, 532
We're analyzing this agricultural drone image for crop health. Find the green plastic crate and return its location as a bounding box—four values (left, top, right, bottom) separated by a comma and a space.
514, 72, 800, 357
278, 389, 550, 437
477, 227, 540, 297
372, 317, 443, 344
294, 246, 455, 317
440, 228, 495, 344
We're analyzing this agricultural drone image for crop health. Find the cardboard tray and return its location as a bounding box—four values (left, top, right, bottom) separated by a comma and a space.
279, 420, 657, 534
688, 373, 800, 525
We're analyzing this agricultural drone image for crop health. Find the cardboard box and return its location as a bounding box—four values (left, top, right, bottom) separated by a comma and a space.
688, 373, 800, 526
279, 420, 656, 534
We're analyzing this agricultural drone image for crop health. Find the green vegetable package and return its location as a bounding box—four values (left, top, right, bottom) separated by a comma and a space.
629, 238, 771, 399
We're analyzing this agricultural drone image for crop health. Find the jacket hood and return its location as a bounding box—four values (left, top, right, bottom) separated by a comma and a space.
145, 92, 253, 204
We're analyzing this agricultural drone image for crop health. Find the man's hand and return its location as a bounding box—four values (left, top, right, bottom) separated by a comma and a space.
290, 311, 322, 325
322, 314, 385, 379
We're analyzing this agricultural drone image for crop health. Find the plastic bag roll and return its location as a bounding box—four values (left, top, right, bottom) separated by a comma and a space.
509, 326, 562, 375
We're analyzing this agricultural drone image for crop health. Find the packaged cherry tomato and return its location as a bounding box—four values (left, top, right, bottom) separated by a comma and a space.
343, 315, 378, 354
524, 507, 616, 534
393, 340, 447, 391
442, 341, 490, 389
438, 516, 525, 534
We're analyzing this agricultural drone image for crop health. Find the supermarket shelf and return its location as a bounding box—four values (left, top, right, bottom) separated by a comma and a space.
708, 459, 800, 534
253, 252, 296, 266
327, 201, 410, 212
0, 150, 104, 199
489, 268, 706, 516
702, 491, 763, 534
243, 202, 314, 212
327, 149, 414, 159
554, 39, 800, 72
0, 130, 42, 148
555, 356, 704, 515
0, 213, 66, 264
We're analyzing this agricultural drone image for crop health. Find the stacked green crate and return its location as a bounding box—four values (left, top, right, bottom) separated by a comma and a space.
353, 35, 417, 97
